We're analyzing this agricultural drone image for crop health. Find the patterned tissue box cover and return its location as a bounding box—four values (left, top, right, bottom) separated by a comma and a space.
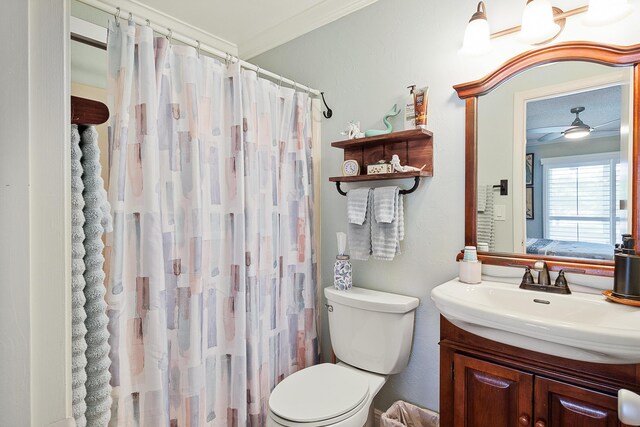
367, 163, 393, 175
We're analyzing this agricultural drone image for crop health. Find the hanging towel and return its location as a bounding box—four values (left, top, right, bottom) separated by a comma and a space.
80, 126, 112, 427
371, 187, 404, 261
71, 126, 88, 427
477, 184, 496, 251
348, 188, 373, 260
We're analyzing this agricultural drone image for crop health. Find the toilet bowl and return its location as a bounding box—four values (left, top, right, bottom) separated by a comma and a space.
267, 363, 386, 427
267, 287, 419, 427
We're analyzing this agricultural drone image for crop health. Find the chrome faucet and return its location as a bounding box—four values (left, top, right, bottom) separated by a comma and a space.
519, 261, 571, 294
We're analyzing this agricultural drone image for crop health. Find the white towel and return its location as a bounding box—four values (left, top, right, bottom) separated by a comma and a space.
348, 187, 371, 225
477, 185, 495, 251
347, 188, 373, 260
371, 187, 404, 261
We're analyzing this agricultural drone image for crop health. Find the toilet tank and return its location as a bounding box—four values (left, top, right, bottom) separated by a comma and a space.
324, 286, 419, 375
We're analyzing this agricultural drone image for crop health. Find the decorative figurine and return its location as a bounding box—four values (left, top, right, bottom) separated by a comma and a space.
390, 154, 426, 173
341, 121, 365, 139
364, 104, 402, 137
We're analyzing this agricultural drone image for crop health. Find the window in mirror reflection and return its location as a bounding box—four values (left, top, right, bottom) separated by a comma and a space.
477, 62, 633, 261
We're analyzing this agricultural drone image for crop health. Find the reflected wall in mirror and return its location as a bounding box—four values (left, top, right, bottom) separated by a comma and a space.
454, 42, 640, 276
477, 62, 633, 261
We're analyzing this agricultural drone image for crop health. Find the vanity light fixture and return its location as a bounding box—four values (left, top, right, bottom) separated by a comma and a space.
460, 0, 633, 54
460, 2, 491, 55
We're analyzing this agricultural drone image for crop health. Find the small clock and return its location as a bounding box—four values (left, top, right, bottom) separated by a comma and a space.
342, 159, 360, 176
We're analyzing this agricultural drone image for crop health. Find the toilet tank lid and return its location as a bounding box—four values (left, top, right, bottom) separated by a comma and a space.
325, 286, 419, 313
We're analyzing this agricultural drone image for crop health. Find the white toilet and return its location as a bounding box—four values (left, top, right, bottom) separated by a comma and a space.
267, 286, 420, 427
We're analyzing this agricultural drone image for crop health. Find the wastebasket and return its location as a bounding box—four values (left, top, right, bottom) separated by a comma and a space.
380, 401, 440, 427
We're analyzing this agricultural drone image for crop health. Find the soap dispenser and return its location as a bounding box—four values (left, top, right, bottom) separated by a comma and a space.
614, 234, 640, 300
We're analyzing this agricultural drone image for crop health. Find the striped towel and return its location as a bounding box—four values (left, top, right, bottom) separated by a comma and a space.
371, 187, 404, 261
348, 188, 373, 260
477, 184, 495, 251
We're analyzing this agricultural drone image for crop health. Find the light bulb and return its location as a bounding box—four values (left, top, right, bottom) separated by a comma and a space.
460, 2, 491, 55
518, 0, 561, 45
584, 0, 632, 26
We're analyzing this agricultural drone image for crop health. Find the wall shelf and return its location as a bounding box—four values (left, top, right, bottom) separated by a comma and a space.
329, 128, 433, 195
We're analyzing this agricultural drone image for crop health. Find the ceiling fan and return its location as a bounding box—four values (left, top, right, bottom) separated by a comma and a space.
528, 106, 620, 143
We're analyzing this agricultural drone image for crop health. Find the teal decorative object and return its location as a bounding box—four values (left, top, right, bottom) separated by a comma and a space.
364, 104, 402, 137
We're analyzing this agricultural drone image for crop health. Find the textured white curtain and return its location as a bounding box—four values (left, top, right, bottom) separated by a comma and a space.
105, 21, 318, 426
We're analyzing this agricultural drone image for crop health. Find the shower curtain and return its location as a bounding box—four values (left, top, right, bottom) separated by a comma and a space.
105, 21, 319, 426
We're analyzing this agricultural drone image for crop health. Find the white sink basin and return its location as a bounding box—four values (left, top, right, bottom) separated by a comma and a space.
431, 279, 640, 364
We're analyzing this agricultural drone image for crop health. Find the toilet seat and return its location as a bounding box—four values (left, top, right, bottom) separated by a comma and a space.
268, 363, 370, 427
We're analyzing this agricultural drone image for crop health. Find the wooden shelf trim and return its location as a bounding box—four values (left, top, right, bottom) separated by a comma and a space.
331, 128, 433, 149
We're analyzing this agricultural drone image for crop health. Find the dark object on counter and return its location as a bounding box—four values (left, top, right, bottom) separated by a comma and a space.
613, 234, 640, 301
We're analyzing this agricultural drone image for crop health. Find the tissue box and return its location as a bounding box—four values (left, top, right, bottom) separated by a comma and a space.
367, 163, 393, 175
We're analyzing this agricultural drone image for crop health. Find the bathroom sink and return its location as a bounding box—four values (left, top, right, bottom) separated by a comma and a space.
431, 279, 640, 364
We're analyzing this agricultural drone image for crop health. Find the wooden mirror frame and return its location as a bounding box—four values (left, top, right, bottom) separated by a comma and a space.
454, 42, 640, 276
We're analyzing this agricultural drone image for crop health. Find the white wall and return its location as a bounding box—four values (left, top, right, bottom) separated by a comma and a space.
252, 0, 640, 412
1, 0, 73, 426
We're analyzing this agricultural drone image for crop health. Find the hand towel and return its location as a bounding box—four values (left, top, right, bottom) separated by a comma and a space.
348, 187, 371, 225
372, 187, 404, 261
71, 125, 88, 427
348, 188, 372, 260
80, 126, 112, 427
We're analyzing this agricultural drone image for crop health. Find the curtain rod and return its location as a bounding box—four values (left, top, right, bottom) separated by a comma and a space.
75, 0, 322, 96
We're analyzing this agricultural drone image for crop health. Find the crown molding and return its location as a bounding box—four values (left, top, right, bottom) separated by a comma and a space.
241, 0, 378, 59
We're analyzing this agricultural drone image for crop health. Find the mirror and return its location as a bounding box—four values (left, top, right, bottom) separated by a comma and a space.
477, 62, 633, 260
454, 42, 640, 276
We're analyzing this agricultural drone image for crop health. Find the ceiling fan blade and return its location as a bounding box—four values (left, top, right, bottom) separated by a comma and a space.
527, 125, 569, 134
592, 119, 620, 130
590, 130, 620, 139
537, 132, 564, 142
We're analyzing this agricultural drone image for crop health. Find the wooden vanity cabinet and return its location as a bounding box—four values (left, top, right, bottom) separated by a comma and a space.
440, 317, 640, 427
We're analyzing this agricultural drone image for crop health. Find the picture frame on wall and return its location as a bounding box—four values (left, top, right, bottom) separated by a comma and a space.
526, 153, 534, 186
526, 186, 534, 220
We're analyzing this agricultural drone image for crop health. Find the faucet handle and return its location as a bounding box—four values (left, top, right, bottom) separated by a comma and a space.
521, 267, 535, 285
554, 270, 567, 287
553, 270, 572, 294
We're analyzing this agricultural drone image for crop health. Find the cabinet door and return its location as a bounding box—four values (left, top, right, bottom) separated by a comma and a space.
454, 354, 534, 427
534, 377, 619, 427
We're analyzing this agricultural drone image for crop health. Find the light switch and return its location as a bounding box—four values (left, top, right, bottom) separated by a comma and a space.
494, 204, 506, 221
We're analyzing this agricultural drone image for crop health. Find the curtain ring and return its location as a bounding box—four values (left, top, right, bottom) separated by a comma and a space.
255, 66, 260, 79
196, 41, 201, 58
166, 29, 173, 45
146, 19, 151, 27
128, 12, 133, 22
114, 7, 121, 27
293, 81, 297, 91
278, 76, 283, 88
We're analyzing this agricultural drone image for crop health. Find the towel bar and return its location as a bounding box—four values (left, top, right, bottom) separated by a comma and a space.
335, 176, 420, 196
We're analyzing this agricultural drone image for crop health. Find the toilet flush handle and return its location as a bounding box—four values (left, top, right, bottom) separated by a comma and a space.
324, 303, 333, 312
